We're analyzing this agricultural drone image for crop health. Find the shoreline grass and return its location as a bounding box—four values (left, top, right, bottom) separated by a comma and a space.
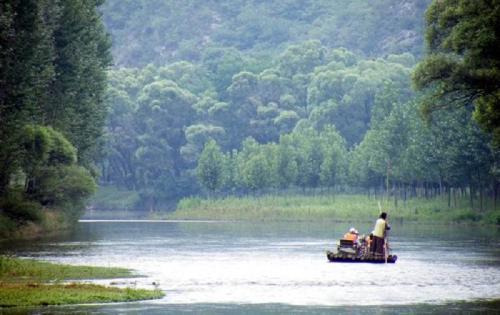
166, 194, 500, 224
0, 256, 164, 307
0, 283, 163, 307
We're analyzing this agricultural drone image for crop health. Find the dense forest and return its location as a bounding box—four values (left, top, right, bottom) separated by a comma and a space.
0, 0, 110, 236
97, 0, 499, 212
1, 0, 498, 228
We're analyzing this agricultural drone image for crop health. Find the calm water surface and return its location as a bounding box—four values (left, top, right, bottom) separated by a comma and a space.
1, 220, 500, 314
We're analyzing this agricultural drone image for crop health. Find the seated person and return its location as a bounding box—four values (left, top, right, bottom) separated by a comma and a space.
343, 227, 359, 243
364, 233, 373, 246
361, 232, 373, 255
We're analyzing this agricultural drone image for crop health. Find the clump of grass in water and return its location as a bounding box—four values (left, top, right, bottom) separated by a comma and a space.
0, 256, 164, 306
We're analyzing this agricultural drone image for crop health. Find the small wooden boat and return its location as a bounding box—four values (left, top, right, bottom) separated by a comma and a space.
326, 250, 397, 263
326, 239, 398, 264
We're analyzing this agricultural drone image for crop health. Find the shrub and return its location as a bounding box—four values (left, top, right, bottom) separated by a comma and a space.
0, 215, 17, 237
0, 193, 43, 223
455, 211, 482, 222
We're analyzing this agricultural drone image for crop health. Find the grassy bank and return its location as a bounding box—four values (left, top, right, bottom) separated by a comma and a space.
167, 194, 500, 224
0, 256, 164, 307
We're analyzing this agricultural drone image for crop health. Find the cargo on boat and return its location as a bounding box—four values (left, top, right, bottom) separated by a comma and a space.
326, 238, 397, 264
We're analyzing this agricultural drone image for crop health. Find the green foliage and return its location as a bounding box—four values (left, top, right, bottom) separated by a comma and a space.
413, 0, 500, 150
47, 0, 112, 166
197, 140, 225, 193
240, 151, 272, 191
36, 165, 96, 209
0, 193, 42, 223
0, 256, 164, 306
0, 283, 164, 307
454, 211, 482, 223
45, 127, 77, 166
21, 125, 77, 168
2, 124, 95, 226
0, 256, 132, 281
0, 0, 110, 233
99, 0, 497, 217
4, 124, 97, 223
171, 194, 496, 223
100, 0, 431, 66
278, 40, 327, 77
0, 0, 58, 195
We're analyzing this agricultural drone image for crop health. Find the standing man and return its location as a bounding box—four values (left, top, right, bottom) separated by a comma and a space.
371, 212, 390, 256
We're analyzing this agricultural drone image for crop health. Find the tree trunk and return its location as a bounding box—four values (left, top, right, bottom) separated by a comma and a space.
403, 183, 407, 203
453, 187, 457, 208
386, 160, 391, 202
446, 187, 451, 208
469, 185, 474, 210
494, 181, 498, 211
394, 183, 398, 209
479, 185, 484, 212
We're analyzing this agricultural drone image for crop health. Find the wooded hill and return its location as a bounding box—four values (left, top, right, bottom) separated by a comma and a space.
101, 0, 431, 67
99, 0, 499, 212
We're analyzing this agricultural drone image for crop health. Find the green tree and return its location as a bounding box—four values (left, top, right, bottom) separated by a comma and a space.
47, 0, 112, 166
197, 140, 225, 194
202, 47, 247, 97
0, 0, 58, 195
278, 40, 327, 78
273, 135, 298, 189
319, 126, 347, 189
413, 0, 500, 148
182, 124, 226, 166
133, 79, 197, 208
0, 0, 109, 227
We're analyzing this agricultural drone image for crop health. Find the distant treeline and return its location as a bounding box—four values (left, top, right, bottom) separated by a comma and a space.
0, 0, 110, 235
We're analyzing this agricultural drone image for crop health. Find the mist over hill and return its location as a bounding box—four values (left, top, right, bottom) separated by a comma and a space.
101, 0, 431, 67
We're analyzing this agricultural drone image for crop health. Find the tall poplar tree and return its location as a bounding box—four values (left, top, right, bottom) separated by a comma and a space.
0, 0, 111, 224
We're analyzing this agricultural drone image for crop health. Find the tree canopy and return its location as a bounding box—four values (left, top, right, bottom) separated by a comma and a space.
3, 0, 495, 219
413, 0, 500, 149
0, 0, 110, 225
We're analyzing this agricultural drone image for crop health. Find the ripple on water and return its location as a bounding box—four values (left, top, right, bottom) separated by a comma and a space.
7, 221, 500, 306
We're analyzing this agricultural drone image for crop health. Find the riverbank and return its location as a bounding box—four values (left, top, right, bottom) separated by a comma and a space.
165, 194, 500, 224
0, 256, 164, 307
0, 208, 73, 241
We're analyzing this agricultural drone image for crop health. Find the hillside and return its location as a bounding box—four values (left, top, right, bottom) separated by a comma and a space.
101, 0, 431, 67
97, 0, 498, 216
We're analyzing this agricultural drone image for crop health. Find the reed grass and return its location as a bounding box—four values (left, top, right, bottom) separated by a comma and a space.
168, 194, 499, 224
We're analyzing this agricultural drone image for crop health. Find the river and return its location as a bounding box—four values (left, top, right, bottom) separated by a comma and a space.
1, 219, 500, 314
